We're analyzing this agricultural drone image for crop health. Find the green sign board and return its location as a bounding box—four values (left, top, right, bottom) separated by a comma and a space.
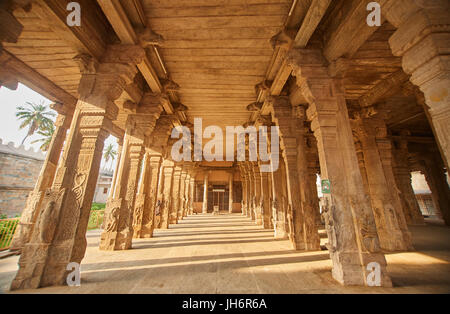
321, 179, 331, 194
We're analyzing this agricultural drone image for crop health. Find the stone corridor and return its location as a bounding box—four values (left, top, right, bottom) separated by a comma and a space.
1, 214, 450, 294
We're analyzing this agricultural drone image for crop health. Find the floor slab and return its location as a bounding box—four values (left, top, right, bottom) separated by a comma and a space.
1, 214, 450, 294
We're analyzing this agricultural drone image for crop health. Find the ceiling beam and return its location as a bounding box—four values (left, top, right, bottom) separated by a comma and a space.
322, 0, 390, 63
0, 50, 77, 109
97, 0, 175, 115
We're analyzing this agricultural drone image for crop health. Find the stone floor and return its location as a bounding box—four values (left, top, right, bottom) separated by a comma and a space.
1, 214, 450, 294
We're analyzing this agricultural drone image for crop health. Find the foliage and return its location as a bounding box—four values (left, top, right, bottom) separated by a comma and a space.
16, 101, 55, 145
103, 144, 117, 169
30, 123, 55, 151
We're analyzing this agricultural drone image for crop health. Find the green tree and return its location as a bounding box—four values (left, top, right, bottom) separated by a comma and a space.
103, 143, 117, 170
16, 101, 55, 145
31, 124, 54, 152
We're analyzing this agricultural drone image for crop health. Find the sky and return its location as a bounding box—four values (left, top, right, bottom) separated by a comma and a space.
0, 83, 118, 169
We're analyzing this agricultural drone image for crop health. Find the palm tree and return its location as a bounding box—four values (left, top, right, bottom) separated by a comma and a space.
30, 124, 54, 152
16, 101, 55, 145
103, 144, 117, 170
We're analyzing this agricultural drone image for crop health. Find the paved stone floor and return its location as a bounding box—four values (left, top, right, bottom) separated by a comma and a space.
1, 214, 450, 294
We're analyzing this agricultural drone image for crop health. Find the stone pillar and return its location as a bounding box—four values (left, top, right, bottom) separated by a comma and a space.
160, 160, 175, 229
260, 171, 272, 229
10, 111, 72, 251
100, 118, 144, 250
133, 152, 162, 238
252, 163, 262, 224
353, 117, 413, 251
269, 97, 320, 251
419, 152, 450, 225
11, 47, 143, 290
287, 49, 391, 286
385, 1, 450, 169
376, 131, 414, 249
246, 163, 256, 220
202, 171, 209, 214
178, 171, 187, 220
239, 164, 248, 216
270, 152, 288, 239
228, 171, 234, 213
189, 175, 195, 215
392, 135, 424, 225
170, 166, 182, 224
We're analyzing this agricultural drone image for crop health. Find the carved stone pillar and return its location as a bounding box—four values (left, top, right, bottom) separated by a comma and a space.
246, 163, 256, 220
228, 171, 234, 213
189, 175, 195, 215
178, 171, 187, 220
376, 133, 414, 249
99, 118, 144, 251
288, 49, 391, 286
10, 112, 72, 251
418, 152, 450, 226
392, 137, 425, 225
10, 47, 143, 290
269, 97, 320, 251
160, 160, 175, 229
270, 153, 288, 239
260, 171, 272, 229
202, 171, 209, 214
385, 1, 450, 169
239, 164, 248, 216
353, 117, 413, 251
170, 166, 182, 224
133, 152, 162, 238
253, 163, 262, 224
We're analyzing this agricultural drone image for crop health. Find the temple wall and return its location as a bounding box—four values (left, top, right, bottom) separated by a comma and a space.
0, 140, 45, 217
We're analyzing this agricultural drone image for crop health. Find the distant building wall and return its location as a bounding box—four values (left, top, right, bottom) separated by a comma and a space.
0, 139, 45, 217
93, 169, 113, 204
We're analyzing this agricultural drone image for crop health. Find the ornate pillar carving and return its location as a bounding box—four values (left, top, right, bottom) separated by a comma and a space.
270, 152, 288, 239
228, 170, 234, 213
99, 117, 144, 250
384, 1, 450, 169
189, 174, 196, 215
170, 166, 182, 223
239, 163, 248, 216
177, 170, 187, 220
252, 163, 262, 224
392, 135, 425, 225
11, 47, 143, 290
160, 160, 175, 229
10, 111, 73, 251
268, 97, 320, 251
260, 171, 272, 229
246, 162, 255, 220
352, 117, 413, 251
202, 171, 209, 214
133, 151, 162, 238
287, 49, 391, 286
